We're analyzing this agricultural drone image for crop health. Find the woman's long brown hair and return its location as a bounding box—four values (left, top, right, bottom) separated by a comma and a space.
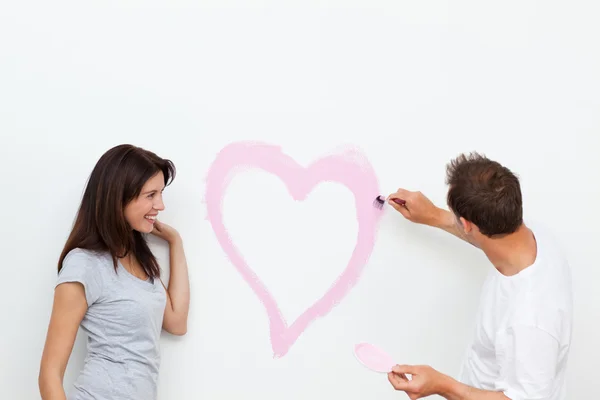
57, 144, 176, 278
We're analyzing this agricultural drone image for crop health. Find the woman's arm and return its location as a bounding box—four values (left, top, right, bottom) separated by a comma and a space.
39, 282, 87, 399
152, 220, 190, 336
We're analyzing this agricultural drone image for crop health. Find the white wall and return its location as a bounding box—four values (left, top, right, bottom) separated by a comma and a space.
1, 1, 598, 398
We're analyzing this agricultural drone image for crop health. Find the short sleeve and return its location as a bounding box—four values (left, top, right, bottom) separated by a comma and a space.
494, 324, 561, 400
56, 250, 104, 306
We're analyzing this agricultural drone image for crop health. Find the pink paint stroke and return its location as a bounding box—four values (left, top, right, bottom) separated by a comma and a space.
354, 342, 396, 373
205, 141, 382, 358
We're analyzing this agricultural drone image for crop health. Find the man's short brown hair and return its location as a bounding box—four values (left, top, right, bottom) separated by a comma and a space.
445, 152, 523, 237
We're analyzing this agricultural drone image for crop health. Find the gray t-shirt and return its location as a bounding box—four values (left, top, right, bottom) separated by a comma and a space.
56, 248, 167, 400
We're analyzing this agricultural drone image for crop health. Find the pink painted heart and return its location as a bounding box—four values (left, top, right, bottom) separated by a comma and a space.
205, 141, 382, 358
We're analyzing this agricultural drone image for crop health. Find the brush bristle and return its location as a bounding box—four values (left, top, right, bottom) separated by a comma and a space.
373, 195, 385, 209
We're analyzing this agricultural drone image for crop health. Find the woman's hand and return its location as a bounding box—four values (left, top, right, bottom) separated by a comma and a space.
150, 220, 180, 244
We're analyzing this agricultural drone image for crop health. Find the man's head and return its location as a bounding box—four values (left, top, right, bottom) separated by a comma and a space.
445, 152, 523, 242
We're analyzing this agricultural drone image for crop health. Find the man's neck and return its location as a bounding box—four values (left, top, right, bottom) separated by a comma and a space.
481, 224, 537, 276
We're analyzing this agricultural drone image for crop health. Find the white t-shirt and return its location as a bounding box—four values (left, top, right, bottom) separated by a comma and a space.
458, 221, 573, 400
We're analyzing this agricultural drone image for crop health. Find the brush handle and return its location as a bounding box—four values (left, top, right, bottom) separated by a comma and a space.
391, 198, 406, 206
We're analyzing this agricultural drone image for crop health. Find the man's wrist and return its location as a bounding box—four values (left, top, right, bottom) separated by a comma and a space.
437, 373, 467, 400
431, 207, 453, 229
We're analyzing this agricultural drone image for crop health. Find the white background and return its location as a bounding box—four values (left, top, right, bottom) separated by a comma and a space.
1, 0, 598, 398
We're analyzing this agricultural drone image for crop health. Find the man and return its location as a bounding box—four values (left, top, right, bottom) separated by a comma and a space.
385, 152, 572, 399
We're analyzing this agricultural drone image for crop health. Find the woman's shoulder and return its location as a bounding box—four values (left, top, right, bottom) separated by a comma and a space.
62, 248, 115, 273
58, 248, 115, 305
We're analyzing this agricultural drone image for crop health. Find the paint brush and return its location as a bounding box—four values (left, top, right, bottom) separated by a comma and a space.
373, 195, 406, 209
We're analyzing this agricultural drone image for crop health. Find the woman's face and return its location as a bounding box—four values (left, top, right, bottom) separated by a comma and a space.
124, 171, 165, 233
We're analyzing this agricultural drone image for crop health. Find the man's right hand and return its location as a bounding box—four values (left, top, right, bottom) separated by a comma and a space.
387, 188, 474, 245
387, 189, 447, 228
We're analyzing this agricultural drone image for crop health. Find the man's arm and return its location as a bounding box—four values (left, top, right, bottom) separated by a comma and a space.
430, 208, 473, 245
387, 189, 473, 245
439, 376, 510, 400
388, 365, 510, 400
388, 325, 561, 400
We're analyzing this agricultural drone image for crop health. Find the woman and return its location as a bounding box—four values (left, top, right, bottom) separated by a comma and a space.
38, 144, 190, 400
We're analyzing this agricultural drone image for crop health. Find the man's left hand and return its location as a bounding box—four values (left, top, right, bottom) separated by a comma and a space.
388, 364, 450, 399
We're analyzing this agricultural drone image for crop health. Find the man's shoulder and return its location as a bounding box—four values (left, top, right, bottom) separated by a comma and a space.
508, 220, 572, 308
526, 219, 570, 269
526, 219, 562, 245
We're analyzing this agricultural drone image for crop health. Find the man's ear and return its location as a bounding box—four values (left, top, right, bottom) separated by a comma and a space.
459, 217, 472, 233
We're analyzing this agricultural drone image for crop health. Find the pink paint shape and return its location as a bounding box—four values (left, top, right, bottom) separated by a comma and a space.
354, 342, 396, 373
205, 141, 382, 358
